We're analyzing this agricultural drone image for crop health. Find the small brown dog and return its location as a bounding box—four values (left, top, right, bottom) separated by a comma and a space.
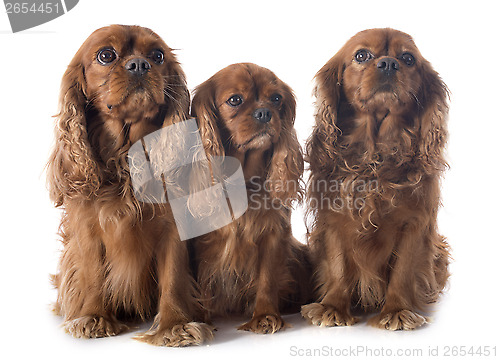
302, 28, 450, 330
189, 63, 311, 334
47, 25, 213, 346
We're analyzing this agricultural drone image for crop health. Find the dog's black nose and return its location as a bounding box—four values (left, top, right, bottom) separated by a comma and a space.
377, 57, 399, 75
125, 58, 151, 76
252, 108, 272, 123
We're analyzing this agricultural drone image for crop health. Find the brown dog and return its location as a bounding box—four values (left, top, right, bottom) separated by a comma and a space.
189, 63, 311, 334
302, 28, 450, 330
47, 25, 213, 346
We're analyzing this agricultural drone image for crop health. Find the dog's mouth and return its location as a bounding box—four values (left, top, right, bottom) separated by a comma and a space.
106, 85, 162, 111
103, 85, 166, 124
358, 82, 403, 111
235, 131, 273, 150
370, 79, 400, 98
375, 82, 394, 93
105, 71, 166, 110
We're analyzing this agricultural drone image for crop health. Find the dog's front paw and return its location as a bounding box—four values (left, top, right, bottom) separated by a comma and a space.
134, 322, 214, 347
238, 314, 288, 334
63, 315, 128, 338
301, 303, 358, 327
368, 309, 429, 331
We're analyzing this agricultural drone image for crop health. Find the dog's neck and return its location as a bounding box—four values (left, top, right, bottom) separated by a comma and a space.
227, 146, 270, 182
336, 102, 415, 160
86, 105, 167, 167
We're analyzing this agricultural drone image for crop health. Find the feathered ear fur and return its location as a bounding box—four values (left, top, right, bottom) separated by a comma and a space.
266, 83, 304, 206
306, 53, 345, 173
164, 55, 190, 125
190, 80, 224, 157
47, 53, 101, 207
417, 59, 449, 173
185, 79, 226, 219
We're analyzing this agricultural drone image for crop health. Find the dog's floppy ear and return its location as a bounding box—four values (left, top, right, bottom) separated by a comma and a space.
47, 47, 101, 207
163, 52, 190, 125
191, 79, 224, 157
314, 54, 344, 125
305, 53, 345, 173
266, 82, 304, 206
417, 58, 449, 172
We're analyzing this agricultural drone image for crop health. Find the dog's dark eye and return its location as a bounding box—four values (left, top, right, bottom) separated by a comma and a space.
150, 49, 164, 65
401, 52, 415, 66
355, 49, 373, 63
270, 94, 282, 105
97, 48, 117, 65
227, 95, 243, 107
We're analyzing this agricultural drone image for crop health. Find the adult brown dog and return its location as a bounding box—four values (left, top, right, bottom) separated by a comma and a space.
189, 63, 311, 334
302, 28, 450, 330
47, 25, 213, 346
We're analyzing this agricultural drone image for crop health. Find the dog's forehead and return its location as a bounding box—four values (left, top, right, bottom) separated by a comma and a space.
248, 66, 278, 88
216, 64, 280, 98
85, 25, 166, 55
349, 29, 418, 56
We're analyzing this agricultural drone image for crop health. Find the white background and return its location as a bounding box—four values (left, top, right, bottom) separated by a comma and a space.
1, 0, 499, 359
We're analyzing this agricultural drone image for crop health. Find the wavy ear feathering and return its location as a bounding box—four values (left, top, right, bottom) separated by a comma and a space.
47, 56, 100, 207
190, 78, 225, 157
306, 53, 345, 175
161, 54, 190, 125
265, 81, 304, 205
416, 58, 449, 173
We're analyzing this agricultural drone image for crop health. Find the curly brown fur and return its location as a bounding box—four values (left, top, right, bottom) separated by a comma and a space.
302, 28, 450, 331
189, 63, 312, 334
47, 25, 213, 346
